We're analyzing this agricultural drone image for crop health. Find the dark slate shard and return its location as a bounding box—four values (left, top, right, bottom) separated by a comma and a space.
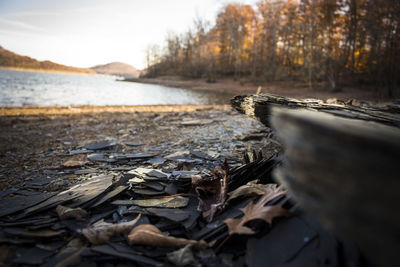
190, 150, 211, 160
40, 249, 85, 267
3, 228, 65, 239
91, 244, 161, 266
142, 181, 164, 192
279, 213, 367, 267
164, 183, 178, 195
74, 169, 98, 175
18, 175, 113, 218
179, 197, 201, 231
14, 189, 43, 196
88, 209, 116, 225
115, 153, 155, 160
83, 140, 117, 150
69, 149, 93, 155
123, 142, 145, 147
146, 156, 166, 165
109, 167, 132, 171
0, 192, 56, 218
132, 188, 166, 196
43, 169, 62, 175
172, 170, 199, 179
124, 205, 148, 215
164, 151, 202, 163
36, 241, 65, 252
0, 235, 35, 245
87, 153, 116, 163
146, 208, 190, 222
91, 185, 127, 208
10, 247, 55, 265
246, 216, 318, 267
0, 187, 18, 199
24, 178, 54, 189
0, 214, 53, 225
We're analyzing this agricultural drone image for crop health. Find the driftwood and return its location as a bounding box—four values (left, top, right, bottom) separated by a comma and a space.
231, 93, 400, 127
231, 93, 400, 267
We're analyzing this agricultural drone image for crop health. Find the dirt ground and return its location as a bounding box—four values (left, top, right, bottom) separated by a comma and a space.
0, 105, 278, 191
126, 76, 397, 102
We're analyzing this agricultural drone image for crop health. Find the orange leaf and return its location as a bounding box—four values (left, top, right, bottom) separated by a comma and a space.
128, 224, 207, 249
224, 185, 290, 236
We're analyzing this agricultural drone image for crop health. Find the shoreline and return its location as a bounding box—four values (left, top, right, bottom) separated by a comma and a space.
0, 104, 231, 116
126, 76, 396, 102
0, 66, 95, 75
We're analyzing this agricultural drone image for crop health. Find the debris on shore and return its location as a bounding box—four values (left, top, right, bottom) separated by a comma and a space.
1, 95, 398, 266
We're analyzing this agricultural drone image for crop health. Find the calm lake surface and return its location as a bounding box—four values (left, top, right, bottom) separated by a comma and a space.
0, 69, 230, 107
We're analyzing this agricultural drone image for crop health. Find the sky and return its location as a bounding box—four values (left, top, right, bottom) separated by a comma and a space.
0, 0, 258, 70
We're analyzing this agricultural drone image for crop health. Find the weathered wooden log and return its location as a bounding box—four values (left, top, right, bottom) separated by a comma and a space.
231, 93, 400, 127
231, 94, 400, 267
270, 108, 400, 267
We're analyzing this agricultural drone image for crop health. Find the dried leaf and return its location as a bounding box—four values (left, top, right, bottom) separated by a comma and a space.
56, 205, 88, 220
227, 182, 285, 203
224, 186, 290, 235
128, 224, 207, 248
192, 161, 229, 222
82, 214, 141, 245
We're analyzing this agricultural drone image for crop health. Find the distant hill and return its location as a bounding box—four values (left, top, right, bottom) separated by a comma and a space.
0, 46, 95, 74
90, 62, 141, 78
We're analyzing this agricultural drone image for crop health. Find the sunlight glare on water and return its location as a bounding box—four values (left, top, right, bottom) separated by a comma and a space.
0, 69, 229, 107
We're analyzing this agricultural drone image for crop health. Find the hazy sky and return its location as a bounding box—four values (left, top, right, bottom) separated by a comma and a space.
0, 0, 258, 69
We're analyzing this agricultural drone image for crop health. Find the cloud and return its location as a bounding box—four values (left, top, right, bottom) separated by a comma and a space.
0, 17, 47, 33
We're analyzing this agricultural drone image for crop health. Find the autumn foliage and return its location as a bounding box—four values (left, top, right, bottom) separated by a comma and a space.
144, 0, 400, 96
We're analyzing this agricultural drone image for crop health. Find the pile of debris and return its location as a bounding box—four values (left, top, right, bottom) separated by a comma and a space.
1, 97, 388, 266
0, 151, 365, 267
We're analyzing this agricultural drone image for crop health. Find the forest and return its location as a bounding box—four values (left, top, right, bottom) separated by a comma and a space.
143, 0, 400, 97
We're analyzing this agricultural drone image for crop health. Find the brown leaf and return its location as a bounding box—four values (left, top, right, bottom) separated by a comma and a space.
56, 205, 88, 220
192, 161, 229, 222
227, 182, 286, 203
224, 186, 290, 235
128, 224, 207, 248
82, 214, 141, 245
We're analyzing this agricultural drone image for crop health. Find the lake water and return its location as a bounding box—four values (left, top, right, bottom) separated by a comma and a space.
0, 69, 230, 107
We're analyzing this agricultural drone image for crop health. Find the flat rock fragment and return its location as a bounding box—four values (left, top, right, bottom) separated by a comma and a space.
129, 167, 170, 179
3, 228, 65, 239
10, 247, 55, 265
146, 208, 190, 222
18, 175, 113, 218
246, 217, 318, 267
91, 243, 161, 266
146, 156, 166, 166
112, 196, 189, 208
83, 139, 117, 150
0, 192, 56, 218
91, 185, 127, 208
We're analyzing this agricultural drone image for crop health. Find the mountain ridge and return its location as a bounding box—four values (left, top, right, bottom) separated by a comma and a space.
0, 45, 95, 74
90, 62, 141, 78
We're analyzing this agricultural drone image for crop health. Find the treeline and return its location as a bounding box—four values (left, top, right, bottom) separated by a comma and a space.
144, 0, 400, 96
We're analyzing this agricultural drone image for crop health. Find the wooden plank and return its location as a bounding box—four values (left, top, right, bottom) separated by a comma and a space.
231, 94, 400, 127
